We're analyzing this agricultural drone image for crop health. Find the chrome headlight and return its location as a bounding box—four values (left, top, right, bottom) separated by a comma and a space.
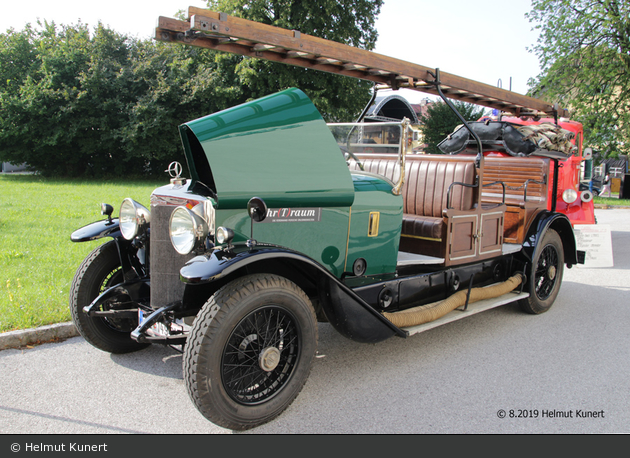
216, 226, 235, 245
169, 206, 209, 255
119, 198, 150, 240
580, 190, 594, 203
562, 188, 579, 204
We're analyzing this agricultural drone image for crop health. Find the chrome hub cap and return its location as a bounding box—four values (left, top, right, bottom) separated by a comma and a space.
259, 347, 281, 372
222, 305, 300, 405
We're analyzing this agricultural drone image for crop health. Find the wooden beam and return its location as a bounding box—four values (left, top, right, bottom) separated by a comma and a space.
152, 8, 568, 117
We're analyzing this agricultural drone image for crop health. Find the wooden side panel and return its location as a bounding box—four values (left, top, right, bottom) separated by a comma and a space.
503, 207, 523, 244
447, 214, 477, 263
483, 157, 549, 206
482, 156, 549, 245
479, 210, 505, 256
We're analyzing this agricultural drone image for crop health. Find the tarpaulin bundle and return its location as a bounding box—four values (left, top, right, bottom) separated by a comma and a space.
437, 121, 576, 158
516, 123, 576, 156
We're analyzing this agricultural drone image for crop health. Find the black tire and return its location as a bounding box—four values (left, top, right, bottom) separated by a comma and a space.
519, 229, 564, 314
70, 240, 149, 353
183, 274, 318, 430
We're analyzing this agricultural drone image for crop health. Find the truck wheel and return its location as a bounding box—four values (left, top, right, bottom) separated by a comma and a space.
69, 241, 148, 353
183, 274, 318, 430
519, 229, 564, 314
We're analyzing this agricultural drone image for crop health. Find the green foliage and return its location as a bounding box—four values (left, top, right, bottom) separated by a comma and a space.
0, 1, 384, 177
419, 101, 486, 154
206, 0, 383, 121
1, 23, 135, 177
0, 22, 234, 178
527, 0, 630, 159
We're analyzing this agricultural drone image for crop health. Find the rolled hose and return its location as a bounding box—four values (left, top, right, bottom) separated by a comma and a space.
382, 273, 523, 328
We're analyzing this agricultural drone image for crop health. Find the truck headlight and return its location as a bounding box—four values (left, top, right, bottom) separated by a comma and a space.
216, 226, 235, 245
169, 206, 209, 255
119, 198, 150, 240
562, 188, 578, 204
580, 190, 593, 203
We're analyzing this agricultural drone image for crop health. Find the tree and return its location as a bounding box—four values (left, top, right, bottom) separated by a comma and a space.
527, 0, 630, 158
0, 1, 384, 177
120, 40, 243, 177
204, 0, 383, 121
0, 22, 239, 177
419, 101, 486, 154
0, 22, 148, 176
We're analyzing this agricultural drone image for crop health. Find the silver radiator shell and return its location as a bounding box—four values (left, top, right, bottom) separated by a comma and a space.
149, 184, 205, 310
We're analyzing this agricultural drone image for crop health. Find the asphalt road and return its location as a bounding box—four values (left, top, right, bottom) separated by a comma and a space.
1, 209, 629, 434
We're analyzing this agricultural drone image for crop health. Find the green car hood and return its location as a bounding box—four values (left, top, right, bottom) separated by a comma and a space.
179, 88, 355, 209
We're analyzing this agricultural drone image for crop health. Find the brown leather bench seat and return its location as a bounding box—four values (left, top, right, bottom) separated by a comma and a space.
350, 155, 477, 257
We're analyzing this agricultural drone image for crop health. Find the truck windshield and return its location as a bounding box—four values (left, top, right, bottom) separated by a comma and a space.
328, 121, 411, 195
327, 122, 405, 157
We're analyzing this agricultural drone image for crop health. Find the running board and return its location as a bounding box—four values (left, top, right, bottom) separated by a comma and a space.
401, 291, 529, 337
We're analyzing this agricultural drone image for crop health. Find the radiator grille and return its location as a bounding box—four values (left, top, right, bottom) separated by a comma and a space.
149, 201, 194, 309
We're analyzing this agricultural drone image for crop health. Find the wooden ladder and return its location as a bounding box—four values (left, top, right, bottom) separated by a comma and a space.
155, 7, 565, 118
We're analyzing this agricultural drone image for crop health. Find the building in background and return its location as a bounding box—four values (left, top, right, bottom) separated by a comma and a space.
1, 162, 28, 173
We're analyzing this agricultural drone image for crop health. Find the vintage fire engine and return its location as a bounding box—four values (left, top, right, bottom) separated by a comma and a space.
69, 8, 585, 430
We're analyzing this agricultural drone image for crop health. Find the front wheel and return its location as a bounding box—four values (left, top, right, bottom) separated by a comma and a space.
183, 274, 318, 430
69, 240, 149, 353
519, 229, 564, 314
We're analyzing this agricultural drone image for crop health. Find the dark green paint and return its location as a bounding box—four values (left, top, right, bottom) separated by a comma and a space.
179, 88, 355, 210
346, 172, 402, 277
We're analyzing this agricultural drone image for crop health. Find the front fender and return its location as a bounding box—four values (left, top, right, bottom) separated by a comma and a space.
180, 245, 405, 343
180, 244, 338, 284
71, 219, 121, 242
72, 218, 149, 281
84, 278, 150, 316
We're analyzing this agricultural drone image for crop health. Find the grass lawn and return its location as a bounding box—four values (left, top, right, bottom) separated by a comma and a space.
1, 174, 629, 334
593, 195, 630, 207
0, 175, 163, 333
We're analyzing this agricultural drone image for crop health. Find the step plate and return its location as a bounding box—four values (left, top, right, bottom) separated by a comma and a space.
402, 291, 530, 336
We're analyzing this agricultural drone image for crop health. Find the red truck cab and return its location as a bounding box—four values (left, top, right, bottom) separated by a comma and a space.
484, 116, 596, 226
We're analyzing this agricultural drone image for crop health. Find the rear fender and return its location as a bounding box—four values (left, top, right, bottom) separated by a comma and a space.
523, 212, 581, 267
180, 245, 405, 343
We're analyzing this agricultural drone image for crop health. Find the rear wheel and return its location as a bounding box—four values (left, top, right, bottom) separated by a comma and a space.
183, 274, 318, 430
519, 229, 564, 314
70, 241, 148, 353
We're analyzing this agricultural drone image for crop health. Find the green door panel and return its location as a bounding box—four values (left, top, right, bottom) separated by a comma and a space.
214, 172, 401, 279
346, 172, 403, 277
180, 88, 355, 209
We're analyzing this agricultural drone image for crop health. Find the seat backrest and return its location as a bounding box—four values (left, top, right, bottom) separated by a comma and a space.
483, 156, 549, 206
349, 154, 477, 217
349, 156, 401, 183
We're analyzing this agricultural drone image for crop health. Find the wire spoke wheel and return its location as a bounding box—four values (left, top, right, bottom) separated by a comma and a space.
519, 229, 564, 314
91, 267, 138, 333
534, 243, 559, 301
70, 241, 148, 353
184, 274, 317, 430
222, 305, 300, 405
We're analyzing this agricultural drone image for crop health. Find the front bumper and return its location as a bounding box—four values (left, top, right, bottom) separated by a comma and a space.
130, 302, 189, 345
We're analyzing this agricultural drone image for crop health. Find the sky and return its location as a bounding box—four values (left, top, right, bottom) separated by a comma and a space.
0, 0, 542, 103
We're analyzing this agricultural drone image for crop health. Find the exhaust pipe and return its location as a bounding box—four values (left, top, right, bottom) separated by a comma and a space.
383, 274, 523, 328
